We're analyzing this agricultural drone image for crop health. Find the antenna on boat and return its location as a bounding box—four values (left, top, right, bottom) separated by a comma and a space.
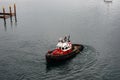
68, 35, 70, 42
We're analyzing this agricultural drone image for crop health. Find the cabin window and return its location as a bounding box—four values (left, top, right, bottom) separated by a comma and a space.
62, 47, 64, 50
65, 47, 68, 49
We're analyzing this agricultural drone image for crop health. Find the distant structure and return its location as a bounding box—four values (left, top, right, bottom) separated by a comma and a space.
104, 0, 113, 3
104, 0, 113, 7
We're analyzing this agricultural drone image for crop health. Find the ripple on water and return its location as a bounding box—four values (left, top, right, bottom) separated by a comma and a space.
43, 45, 98, 80
0, 44, 99, 80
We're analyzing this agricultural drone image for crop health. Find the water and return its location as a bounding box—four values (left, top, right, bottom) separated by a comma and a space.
0, 0, 120, 80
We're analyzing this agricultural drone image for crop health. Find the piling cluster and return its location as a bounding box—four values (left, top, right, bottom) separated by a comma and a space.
0, 4, 17, 21
0, 4, 17, 31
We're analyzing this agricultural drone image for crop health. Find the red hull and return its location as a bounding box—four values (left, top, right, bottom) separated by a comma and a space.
51, 48, 72, 55
46, 44, 84, 63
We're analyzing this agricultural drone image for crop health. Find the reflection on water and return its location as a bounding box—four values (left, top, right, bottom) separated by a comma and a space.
1, 15, 17, 31
3, 18, 7, 31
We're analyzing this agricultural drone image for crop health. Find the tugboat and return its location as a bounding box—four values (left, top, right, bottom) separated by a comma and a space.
46, 35, 84, 63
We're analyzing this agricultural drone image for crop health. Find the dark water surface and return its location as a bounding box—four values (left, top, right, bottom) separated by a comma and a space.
0, 0, 120, 80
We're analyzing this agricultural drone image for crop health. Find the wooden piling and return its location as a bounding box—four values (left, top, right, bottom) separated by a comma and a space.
9, 5, 12, 16
9, 5, 13, 22
14, 4, 16, 16
2, 6, 6, 24
14, 4, 17, 22
2, 6, 5, 19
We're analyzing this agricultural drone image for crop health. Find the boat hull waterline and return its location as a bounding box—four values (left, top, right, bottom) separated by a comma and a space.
46, 44, 84, 63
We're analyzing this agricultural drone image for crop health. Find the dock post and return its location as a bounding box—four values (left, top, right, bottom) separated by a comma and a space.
2, 6, 5, 19
14, 4, 16, 16
9, 5, 12, 16
9, 5, 12, 22
2, 6, 6, 24
14, 4, 17, 22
